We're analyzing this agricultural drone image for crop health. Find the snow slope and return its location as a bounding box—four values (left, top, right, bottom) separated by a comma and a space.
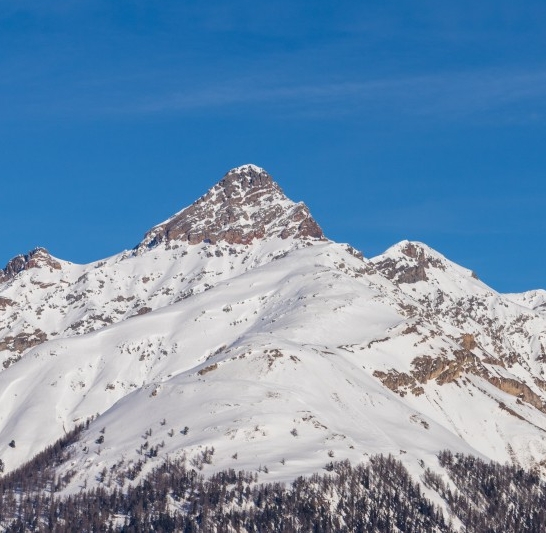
1, 165, 546, 496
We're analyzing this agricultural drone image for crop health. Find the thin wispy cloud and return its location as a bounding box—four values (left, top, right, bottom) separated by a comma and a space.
119, 66, 546, 123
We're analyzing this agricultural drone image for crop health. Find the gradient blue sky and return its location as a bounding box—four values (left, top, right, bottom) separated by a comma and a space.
1, 1, 545, 292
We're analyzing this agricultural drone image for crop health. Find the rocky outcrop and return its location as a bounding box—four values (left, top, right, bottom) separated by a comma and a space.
0, 329, 47, 356
460, 334, 477, 351
373, 242, 446, 284
0, 297, 16, 310
374, 345, 546, 415
138, 165, 325, 250
412, 350, 482, 385
374, 349, 482, 396
372, 369, 423, 397
486, 376, 546, 413
0, 248, 61, 283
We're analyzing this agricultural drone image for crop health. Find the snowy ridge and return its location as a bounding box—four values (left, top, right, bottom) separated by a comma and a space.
0, 165, 546, 500
506, 289, 546, 315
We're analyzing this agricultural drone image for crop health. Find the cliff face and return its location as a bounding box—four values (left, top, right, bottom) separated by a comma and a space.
138, 164, 324, 249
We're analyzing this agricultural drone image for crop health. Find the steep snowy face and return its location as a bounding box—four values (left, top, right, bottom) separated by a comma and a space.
138, 164, 324, 250
369, 240, 546, 351
0, 165, 327, 370
368, 240, 546, 422
506, 289, 546, 316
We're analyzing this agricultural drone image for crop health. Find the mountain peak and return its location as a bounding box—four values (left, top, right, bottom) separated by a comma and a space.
216, 164, 280, 200
0, 247, 62, 283
139, 165, 325, 249
371, 240, 481, 286
371, 241, 452, 284
228, 163, 268, 175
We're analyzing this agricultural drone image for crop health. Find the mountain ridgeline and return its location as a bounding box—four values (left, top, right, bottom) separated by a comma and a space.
0, 164, 546, 531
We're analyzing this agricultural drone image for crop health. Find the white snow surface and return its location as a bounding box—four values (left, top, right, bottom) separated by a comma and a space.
1, 170, 546, 497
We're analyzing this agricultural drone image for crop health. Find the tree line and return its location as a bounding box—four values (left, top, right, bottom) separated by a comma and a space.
1, 425, 545, 531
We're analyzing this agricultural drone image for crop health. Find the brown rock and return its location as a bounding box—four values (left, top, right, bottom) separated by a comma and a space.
487, 376, 546, 413
0, 297, 16, 310
0, 329, 48, 354
460, 333, 477, 351
137, 165, 325, 250
374, 242, 446, 285
0, 248, 61, 283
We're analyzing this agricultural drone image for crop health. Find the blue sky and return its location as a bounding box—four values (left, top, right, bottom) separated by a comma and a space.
1, 1, 545, 292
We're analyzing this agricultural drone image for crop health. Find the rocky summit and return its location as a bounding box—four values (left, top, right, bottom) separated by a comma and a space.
0, 247, 62, 283
138, 164, 324, 250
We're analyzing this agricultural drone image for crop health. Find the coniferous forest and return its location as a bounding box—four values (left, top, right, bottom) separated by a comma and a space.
1, 426, 546, 532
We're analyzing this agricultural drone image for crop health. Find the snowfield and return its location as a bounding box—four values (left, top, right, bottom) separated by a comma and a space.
1, 164, 546, 499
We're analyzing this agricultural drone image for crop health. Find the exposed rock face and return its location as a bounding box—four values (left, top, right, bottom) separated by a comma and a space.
138, 164, 325, 250
372, 242, 446, 284
460, 333, 477, 351
374, 349, 482, 397
374, 345, 546, 415
0, 248, 62, 283
0, 297, 15, 310
1, 329, 48, 368
487, 376, 546, 413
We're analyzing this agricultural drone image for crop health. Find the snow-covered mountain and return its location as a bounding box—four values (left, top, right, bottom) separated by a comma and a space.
1, 163, 546, 496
